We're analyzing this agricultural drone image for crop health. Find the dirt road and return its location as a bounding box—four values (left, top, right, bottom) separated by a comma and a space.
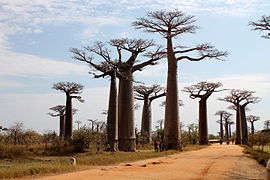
35, 144, 268, 180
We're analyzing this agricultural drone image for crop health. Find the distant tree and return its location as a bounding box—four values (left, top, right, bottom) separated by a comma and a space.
52, 82, 84, 141
215, 111, 226, 142
156, 119, 164, 130
134, 10, 228, 150
75, 120, 82, 130
88, 119, 98, 131
134, 84, 166, 143
48, 105, 66, 138
186, 123, 199, 144
183, 82, 224, 145
8, 122, 24, 146
227, 120, 235, 138
222, 112, 233, 141
264, 120, 270, 129
250, 15, 270, 39
247, 115, 260, 135
220, 89, 260, 145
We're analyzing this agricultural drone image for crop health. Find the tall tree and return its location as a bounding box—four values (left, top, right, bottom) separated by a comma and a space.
133, 10, 227, 149
48, 105, 66, 138
71, 42, 119, 151
250, 15, 270, 39
247, 115, 260, 135
220, 89, 259, 145
215, 111, 226, 142
134, 84, 166, 143
222, 112, 233, 142
228, 120, 234, 138
111, 39, 163, 151
183, 82, 223, 145
72, 39, 163, 151
52, 82, 84, 141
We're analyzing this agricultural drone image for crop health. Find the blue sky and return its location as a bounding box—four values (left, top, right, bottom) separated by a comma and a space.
0, 0, 269, 135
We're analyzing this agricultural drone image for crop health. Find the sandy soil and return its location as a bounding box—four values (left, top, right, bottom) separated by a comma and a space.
34, 144, 268, 180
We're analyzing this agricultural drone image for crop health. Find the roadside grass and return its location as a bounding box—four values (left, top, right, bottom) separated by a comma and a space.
0, 144, 206, 179
242, 145, 270, 167
252, 145, 270, 153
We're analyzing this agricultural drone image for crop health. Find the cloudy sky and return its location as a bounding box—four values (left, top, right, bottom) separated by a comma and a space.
0, 0, 269, 135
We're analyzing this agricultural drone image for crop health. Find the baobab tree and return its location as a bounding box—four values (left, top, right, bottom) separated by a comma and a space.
183, 82, 224, 145
52, 82, 84, 141
75, 120, 82, 130
220, 89, 260, 145
264, 120, 270, 129
48, 105, 66, 138
215, 111, 226, 142
247, 115, 260, 135
134, 84, 166, 143
71, 43, 119, 151
133, 10, 227, 149
73, 38, 164, 151
228, 120, 234, 138
222, 112, 233, 142
88, 119, 98, 131
156, 119, 164, 130
250, 15, 270, 39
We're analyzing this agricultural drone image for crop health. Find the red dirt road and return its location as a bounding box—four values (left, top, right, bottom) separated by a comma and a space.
35, 144, 268, 180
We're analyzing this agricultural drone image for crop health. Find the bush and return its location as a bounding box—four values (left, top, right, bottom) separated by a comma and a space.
0, 144, 32, 159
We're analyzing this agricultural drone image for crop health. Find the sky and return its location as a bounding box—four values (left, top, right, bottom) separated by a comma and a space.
0, 0, 269, 135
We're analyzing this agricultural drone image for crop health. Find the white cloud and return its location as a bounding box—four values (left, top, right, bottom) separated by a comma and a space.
0, 49, 89, 77
0, 78, 25, 89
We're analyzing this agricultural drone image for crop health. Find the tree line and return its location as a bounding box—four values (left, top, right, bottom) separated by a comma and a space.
46, 11, 269, 152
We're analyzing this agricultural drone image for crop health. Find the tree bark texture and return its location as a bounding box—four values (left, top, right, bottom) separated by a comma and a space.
164, 37, 180, 150
240, 106, 248, 145
224, 119, 229, 141
107, 73, 118, 151
251, 122, 255, 135
235, 105, 241, 145
199, 99, 208, 145
65, 94, 73, 141
118, 70, 136, 151
220, 114, 223, 141
141, 97, 152, 144
60, 114, 65, 139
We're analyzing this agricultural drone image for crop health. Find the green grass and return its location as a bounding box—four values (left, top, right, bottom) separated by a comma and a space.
0, 144, 206, 179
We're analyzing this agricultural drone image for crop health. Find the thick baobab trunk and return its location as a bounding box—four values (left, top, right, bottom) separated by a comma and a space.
65, 94, 73, 141
240, 106, 248, 145
141, 97, 152, 144
107, 73, 118, 151
164, 37, 180, 150
118, 71, 136, 151
220, 114, 223, 141
199, 99, 208, 145
235, 105, 241, 145
59, 113, 65, 139
224, 119, 229, 141
251, 122, 255, 135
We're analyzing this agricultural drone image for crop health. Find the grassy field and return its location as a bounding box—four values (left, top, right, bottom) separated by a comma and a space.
0, 144, 207, 179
